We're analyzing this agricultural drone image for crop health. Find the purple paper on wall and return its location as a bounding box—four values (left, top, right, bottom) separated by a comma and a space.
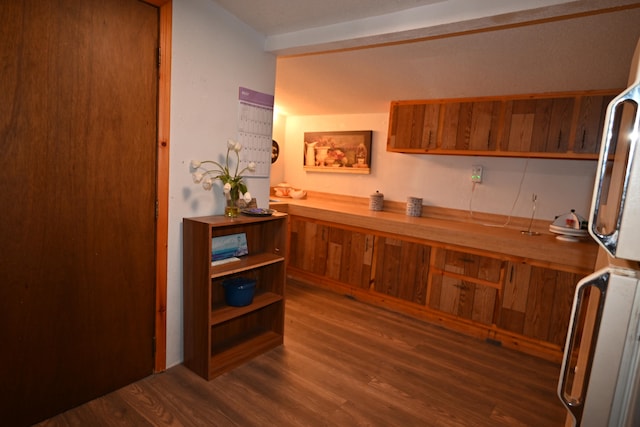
239, 87, 274, 108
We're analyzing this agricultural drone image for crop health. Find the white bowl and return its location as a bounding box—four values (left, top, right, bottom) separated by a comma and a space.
290, 189, 307, 199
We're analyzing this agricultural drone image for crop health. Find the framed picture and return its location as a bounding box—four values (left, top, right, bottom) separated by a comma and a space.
211, 233, 248, 262
303, 130, 372, 174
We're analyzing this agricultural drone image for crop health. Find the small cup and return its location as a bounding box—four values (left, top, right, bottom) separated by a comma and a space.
406, 197, 423, 217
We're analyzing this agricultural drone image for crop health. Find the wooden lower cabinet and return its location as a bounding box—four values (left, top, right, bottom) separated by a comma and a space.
373, 236, 430, 304
498, 261, 579, 347
289, 217, 373, 289
289, 217, 329, 275
428, 248, 504, 325
287, 215, 584, 361
326, 226, 374, 289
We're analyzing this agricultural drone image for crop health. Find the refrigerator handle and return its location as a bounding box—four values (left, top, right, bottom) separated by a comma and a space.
589, 90, 639, 256
558, 272, 609, 426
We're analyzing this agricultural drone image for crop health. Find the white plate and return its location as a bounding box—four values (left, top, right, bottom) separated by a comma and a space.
550, 230, 588, 238
556, 235, 581, 242
549, 224, 586, 232
549, 225, 588, 237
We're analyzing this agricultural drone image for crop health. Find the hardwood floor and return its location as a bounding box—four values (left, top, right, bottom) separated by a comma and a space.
37, 280, 567, 426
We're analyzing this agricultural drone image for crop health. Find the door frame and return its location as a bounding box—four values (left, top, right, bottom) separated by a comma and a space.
143, 0, 171, 372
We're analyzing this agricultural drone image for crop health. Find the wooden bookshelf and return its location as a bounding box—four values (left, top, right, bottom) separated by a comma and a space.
183, 213, 287, 380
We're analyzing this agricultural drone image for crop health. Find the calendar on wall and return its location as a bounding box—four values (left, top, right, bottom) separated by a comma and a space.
237, 87, 274, 178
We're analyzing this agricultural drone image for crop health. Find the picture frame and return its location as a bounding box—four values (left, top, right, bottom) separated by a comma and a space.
211, 233, 248, 262
303, 130, 372, 174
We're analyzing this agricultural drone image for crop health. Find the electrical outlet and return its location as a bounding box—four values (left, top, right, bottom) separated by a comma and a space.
471, 165, 483, 183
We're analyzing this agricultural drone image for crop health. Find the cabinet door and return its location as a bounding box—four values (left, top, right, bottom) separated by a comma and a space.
428, 249, 503, 325
498, 262, 579, 346
389, 103, 425, 149
573, 95, 615, 154
388, 103, 439, 150
326, 226, 374, 289
440, 101, 501, 151
420, 103, 440, 149
502, 97, 574, 153
373, 237, 430, 304
289, 217, 329, 275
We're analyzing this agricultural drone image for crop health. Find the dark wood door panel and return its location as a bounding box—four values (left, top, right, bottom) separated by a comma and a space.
0, 0, 158, 425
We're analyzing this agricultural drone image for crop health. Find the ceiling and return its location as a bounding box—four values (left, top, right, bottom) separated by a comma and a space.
213, 0, 445, 36
212, 0, 640, 116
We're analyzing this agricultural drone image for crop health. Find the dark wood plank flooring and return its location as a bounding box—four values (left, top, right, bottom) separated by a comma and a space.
37, 280, 567, 426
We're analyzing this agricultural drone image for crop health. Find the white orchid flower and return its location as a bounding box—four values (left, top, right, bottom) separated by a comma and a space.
190, 160, 201, 168
223, 182, 232, 194
227, 139, 236, 149
243, 191, 252, 202
202, 178, 213, 191
192, 172, 203, 183
248, 162, 256, 172
233, 142, 242, 152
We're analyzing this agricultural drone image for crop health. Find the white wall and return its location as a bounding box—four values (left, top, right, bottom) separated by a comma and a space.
280, 114, 597, 221
167, 0, 276, 367
273, 12, 640, 223
270, 112, 287, 185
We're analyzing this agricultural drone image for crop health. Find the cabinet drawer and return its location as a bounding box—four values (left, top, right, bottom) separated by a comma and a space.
428, 248, 504, 325
428, 274, 498, 325
432, 248, 503, 285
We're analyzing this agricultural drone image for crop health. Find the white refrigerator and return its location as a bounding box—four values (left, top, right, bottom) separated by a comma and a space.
558, 38, 640, 426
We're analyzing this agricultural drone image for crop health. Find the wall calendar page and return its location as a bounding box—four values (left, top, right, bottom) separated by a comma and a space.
237, 87, 274, 178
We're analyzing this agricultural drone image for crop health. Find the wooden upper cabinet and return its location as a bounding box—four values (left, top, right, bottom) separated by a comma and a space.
502, 97, 573, 153
388, 103, 439, 150
441, 101, 501, 151
387, 90, 619, 159
573, 94, 616, 154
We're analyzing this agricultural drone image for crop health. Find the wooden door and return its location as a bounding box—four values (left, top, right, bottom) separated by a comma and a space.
502, 97, 573, 153
0, 0, 159, 425
389, 104, 426, 150
573, 95, 615, 154
325, 226, 374, 289
373, 237, 430, 304
440, 101, 501, 151
420, 103, 440, 149
289, 217, 329, 275
388, 103, 440, 150
498, 262, 579, 346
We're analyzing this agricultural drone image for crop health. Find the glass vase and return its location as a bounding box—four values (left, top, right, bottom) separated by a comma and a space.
225, 192, 240, 218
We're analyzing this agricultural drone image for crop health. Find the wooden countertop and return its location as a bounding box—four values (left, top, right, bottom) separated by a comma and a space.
270, 191, 598, 274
